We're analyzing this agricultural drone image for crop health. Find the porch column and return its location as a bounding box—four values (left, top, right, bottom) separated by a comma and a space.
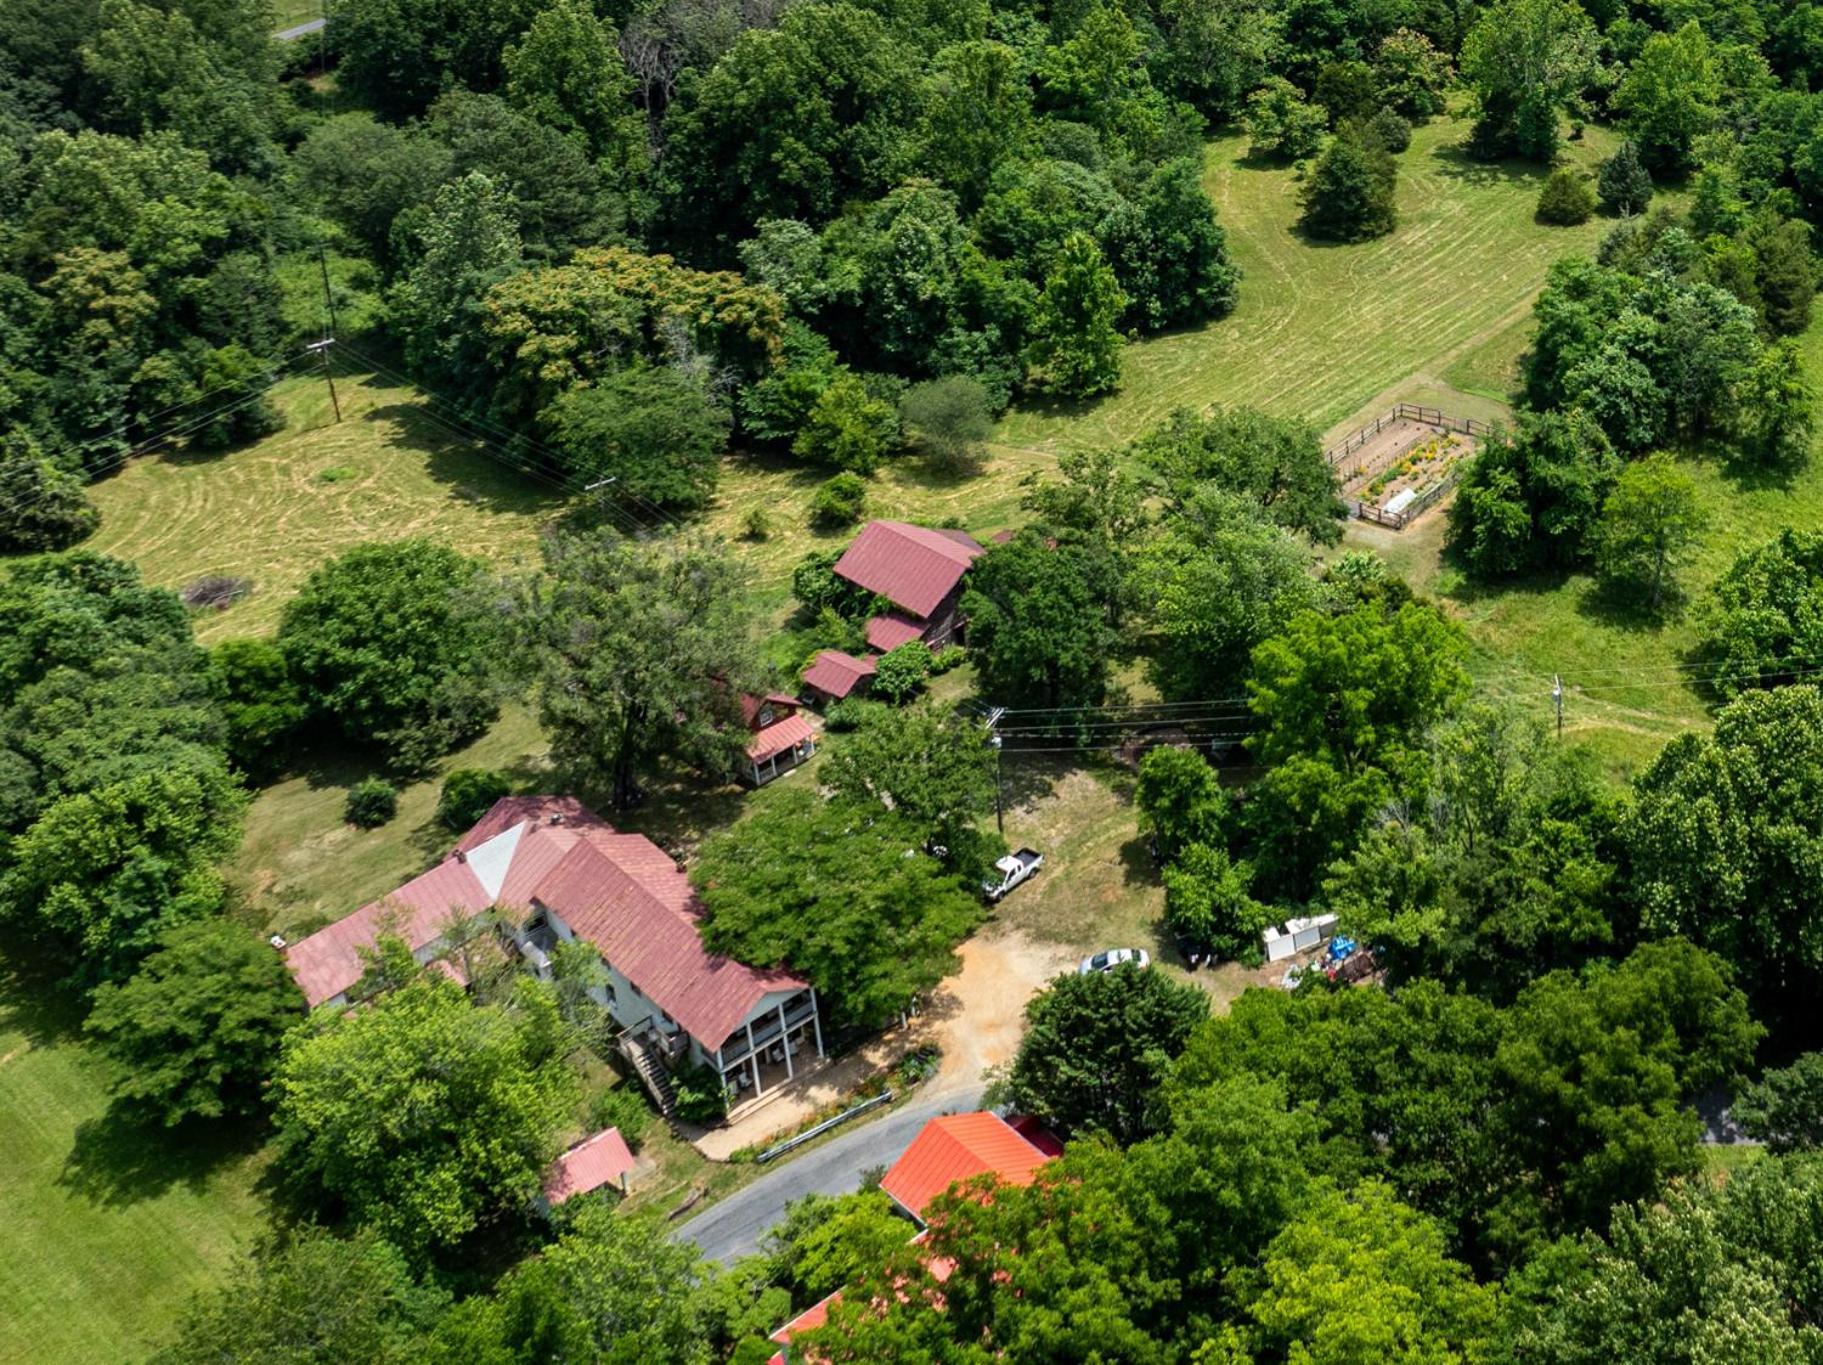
746, 1018, 762, 1097
809, 987, 825, 1058
778, 1000, 795, 1080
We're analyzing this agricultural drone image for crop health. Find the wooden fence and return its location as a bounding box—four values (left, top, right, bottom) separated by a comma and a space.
1324, 403, 1494, 470
1328, 403, 1494, 530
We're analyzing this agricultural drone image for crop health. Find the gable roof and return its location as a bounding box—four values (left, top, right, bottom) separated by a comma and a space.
544, 1126, 637, 1204
879, 1112, 1053, 1222
283, 797, 807, 1049
739, 692, 802, 729
749, 712, 816, 763
834, 521, 983, 620
802, 649, 876, 700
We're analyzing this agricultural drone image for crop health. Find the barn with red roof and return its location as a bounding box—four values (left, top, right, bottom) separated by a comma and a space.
832, 520, 984, 653
282, 796, 824, 1109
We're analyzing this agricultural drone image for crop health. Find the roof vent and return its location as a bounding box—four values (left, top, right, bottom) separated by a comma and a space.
455, 849, 467, 863
268, 934, 287, 951
550, 812, 564, 826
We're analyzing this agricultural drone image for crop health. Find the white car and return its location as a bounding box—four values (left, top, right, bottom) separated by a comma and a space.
1079, 948, 1151, 976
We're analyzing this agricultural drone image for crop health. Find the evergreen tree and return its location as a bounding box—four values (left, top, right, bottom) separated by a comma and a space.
1535, 166, 1595, 225
1597, 141, 1654, 216
1299, 129, 1397, 242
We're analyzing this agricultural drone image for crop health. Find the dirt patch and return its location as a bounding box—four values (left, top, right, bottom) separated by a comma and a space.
919, 928, 1078, 1092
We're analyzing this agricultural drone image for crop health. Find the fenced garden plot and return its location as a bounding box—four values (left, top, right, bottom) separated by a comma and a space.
1328, 404, 1490, 530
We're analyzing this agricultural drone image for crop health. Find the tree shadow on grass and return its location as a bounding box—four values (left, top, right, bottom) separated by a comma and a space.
0, 942, 88, 1049
1428, 139, 1549, 191
1118, 832, 1161, 890
1573, 576, 1684, 635
61, 1107, 269, 1209
360, 402, 570, 519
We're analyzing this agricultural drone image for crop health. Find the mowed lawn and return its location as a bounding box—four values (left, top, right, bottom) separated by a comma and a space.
998, 115, 1623, 452
87, 368, 562, 642
0, 951, 270, 1364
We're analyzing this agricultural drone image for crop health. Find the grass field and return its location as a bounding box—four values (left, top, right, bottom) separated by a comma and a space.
0, 950, 270, 1364
88, 369, 561, 642
999, 116, 1624, 451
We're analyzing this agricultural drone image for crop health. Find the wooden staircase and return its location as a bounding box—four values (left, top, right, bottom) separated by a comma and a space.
619, 1033, 677, 1117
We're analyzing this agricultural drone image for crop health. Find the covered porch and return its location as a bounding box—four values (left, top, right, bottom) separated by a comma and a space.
711, 988, 823, 1105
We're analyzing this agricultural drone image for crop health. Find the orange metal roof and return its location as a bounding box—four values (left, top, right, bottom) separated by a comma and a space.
879, 1112, 1052, 1222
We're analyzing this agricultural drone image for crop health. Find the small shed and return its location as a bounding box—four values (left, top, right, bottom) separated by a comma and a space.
543, 1126, 637, 1207
802, 649, 877, 704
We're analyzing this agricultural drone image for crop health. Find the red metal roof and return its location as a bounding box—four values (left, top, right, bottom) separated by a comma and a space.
544, 1125, 636, 1203
834, 521, 983, 620
802, 649, 876, 700
748, 712, 816, 762
284, 857, 492, 1007
739, 692, 802, 728
284, 797, 807, 1048
864, 612, 927, 652
879, 1112, 1052, 1222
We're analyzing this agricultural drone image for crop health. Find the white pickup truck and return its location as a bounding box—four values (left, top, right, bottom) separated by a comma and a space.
982, 848, 1043, 903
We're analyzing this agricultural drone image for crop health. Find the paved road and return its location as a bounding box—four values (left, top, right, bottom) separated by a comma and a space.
276, 17, 326, 39
675, 1083, 986, 1264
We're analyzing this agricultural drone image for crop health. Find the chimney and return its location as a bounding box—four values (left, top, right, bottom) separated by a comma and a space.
455, 849, 467, 863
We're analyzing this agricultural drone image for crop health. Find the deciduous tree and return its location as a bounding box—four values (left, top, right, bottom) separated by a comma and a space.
272, 977, 576, 1259
279, 540, 504, 771
517, 531, 759, 809
85, 918, 305, 1126
1594, 453, 1707, 613
998, 964, 1209, 1145
694, 788, 983, 1027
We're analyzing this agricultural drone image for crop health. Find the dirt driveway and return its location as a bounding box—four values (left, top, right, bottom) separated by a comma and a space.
917, 928, 1079, 1092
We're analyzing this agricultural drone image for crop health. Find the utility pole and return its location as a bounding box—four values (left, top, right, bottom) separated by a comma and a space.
985, 706, 1007, 835
306, 338, 341, 423
584, 475, 618, 528
311, 241, 342, 422
1552, 674, 1564, 740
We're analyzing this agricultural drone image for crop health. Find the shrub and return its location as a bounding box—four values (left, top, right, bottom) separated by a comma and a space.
671, 1062, 730, 1125
871, 641, 932, 703
1536, 166, 1595, 225
1598, 140, 1654, 215
743, 507, 771, 541
810, 472, 868, 528
1366, 106, 1412, 154
930, 645, 967, 675
590, 1084, 652, 1151
345, 777, 399, 828
822, 698, 883, 732
438, 768, 513, 830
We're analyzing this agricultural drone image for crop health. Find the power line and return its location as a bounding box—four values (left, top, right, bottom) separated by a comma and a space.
333, 342, 682, 537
